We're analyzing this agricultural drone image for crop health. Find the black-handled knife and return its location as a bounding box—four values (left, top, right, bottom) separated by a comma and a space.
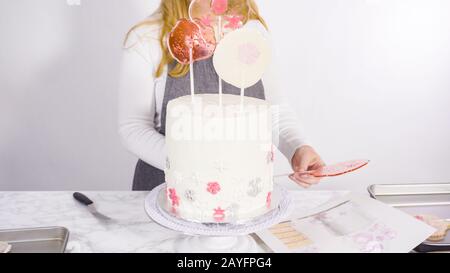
73, 192, 112, 221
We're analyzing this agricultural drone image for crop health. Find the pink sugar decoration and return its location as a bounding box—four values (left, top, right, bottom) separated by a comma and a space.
238, 42, 261, 65
213, 207, 226, 222
211, 0, 228, 15
168, 188, 180, 207
200, 14, 213, 27
207, 181, 221, 195
224, 15, 243, 30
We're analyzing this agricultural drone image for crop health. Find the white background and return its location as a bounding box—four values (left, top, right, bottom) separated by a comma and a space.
1, 0, 449, 192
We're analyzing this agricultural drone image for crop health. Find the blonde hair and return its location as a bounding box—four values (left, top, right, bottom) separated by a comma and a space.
125, 0, 267, 78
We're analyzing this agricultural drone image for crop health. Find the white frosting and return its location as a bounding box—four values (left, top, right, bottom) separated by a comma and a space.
164, 94, 274, 223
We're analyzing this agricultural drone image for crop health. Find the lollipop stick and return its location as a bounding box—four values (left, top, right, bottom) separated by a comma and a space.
189, 47, 195, 103
219, 78, 223, 106
240, 87, 244, 111
274, 171, 314, 178
218, 16, 223, 106
240, 70, 245, 111
218, 16, 223, 40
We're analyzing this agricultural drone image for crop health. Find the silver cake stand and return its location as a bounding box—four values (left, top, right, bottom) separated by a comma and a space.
144, 183, 293, 253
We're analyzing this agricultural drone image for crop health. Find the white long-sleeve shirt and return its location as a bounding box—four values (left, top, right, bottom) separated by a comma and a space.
118, 19, 307, 170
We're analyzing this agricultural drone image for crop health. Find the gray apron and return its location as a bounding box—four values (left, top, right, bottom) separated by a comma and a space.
132, 57, 265, 190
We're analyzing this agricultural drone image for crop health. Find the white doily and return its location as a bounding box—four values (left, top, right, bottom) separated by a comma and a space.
144, 183, 293, 236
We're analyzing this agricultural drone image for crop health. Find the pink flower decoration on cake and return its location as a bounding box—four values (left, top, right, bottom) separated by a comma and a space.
266, 192, 272, 208
168, 188, 180, 207
224, 15, 243, 30
213, 207, 226, 222
171, 206, 178, 214
207, 181, 221, 195
211, 0, 228, 15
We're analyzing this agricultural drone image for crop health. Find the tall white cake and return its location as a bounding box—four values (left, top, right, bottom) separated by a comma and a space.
164, 94, 274, 223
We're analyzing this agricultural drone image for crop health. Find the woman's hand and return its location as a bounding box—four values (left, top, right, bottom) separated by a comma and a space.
290, 145, 325, 188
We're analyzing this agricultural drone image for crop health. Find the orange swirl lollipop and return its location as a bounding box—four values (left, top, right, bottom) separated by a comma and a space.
167, 18, 216, 102
167, 18, 216, 65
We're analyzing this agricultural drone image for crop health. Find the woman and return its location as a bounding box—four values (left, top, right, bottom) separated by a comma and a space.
119, 0, 324, 190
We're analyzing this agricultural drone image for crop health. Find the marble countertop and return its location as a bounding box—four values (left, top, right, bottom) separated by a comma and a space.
0, 190, 345, 253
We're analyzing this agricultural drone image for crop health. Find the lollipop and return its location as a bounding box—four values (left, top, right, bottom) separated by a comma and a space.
189, 0, 244, 35
212, 0, 228, 15
213, 28, 271, 108
189, 0, 215, 27
274, 159, 370, 179
167, 19, 216, 65
167, 18, 216, 102
308, 159, 370, 177
211, 0, 228, 105
189, 0, 245, 105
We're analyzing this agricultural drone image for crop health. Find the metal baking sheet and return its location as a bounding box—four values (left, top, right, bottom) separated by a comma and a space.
0, 226, 69, 253
368, 183, 450, 207
368, 183, 450, 252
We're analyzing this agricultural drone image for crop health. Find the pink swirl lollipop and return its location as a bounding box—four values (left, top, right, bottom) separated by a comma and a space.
189, 0, 244, 30
276, 159, 370, 179
211, 0, 228, 15
312, 159, 370, 177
